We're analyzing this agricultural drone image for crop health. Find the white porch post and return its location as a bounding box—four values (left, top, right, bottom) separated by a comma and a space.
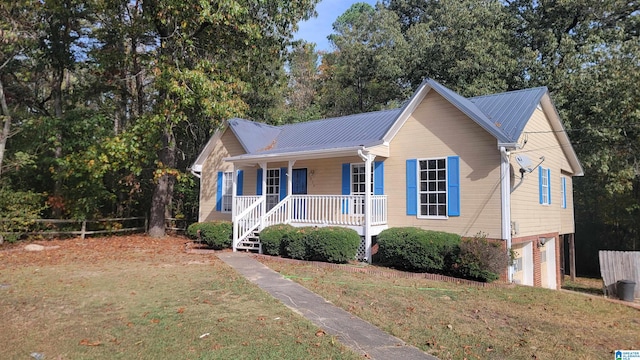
287, 160, 295, 221
231, 164, 238, 251
259, 162, 267, 230
359, 150, 375, 263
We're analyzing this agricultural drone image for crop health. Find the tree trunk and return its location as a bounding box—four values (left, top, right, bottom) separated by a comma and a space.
148, 126, 176, 238
0, 79, 11, 176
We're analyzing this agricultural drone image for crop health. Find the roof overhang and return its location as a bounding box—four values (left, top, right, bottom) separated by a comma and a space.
539, 94, 584, 176
223, 142, 388, 165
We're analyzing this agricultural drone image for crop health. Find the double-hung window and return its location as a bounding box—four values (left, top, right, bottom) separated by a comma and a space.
539, 167, 551, 205
419, 158, 448, 217
351, 164, 374, 214
265, 168, 280, 211
221, 171, 233, 212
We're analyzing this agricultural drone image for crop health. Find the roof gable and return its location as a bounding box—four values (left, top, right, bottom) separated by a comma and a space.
469, 87, 547, 143
193, 78, 582, 175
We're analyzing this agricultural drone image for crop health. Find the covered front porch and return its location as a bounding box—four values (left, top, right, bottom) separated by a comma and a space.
226, 147, 389, 262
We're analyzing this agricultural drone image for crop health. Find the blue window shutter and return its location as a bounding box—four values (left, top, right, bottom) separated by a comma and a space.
538, 167, 543, 204
406, 159, 417, 215
216, 171, 223, 211
256, 168, 263, 195
374, 161, 384, 195
447, 156, 461, 216
341, 163, 350, 214
236, 170, 243, 195
342, 163, 350, 195
279, 167, 287, 200
547, 169, 551, 204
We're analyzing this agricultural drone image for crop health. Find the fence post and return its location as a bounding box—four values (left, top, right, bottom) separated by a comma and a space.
145, 216, 149, 233
81, 220, 87, 240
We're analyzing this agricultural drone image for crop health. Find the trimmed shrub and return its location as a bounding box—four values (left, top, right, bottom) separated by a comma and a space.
186, 221, 232, 249
377, 227, 460, 273
452, 233, 509, 282
260, 224, 297, 256
284, 227, 310, 260
306, 227, 360, 263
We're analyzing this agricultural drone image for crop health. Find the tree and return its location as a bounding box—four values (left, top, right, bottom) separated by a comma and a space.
141, 0, 318, 237
321, 3, 409, 116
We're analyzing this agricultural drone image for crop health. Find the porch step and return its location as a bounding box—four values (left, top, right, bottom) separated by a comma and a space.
236, 231, 262, 253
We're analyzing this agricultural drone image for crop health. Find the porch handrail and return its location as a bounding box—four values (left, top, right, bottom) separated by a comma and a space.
233, 197, 264, 250
235, 196, 261, 215
262, 195, 291, 229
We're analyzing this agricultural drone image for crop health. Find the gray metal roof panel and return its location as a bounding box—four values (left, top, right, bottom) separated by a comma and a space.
231, 109, 400, 155
470, 87, 548, 143
227, 118, 282, 153
273, 109, 399, 150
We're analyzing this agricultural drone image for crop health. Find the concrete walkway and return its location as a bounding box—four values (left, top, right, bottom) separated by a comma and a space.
217, 252, 438, 360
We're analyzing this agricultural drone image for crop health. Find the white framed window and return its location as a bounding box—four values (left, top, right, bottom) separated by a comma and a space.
539, 167, 551, 205
222, 171, 233, 213
266, 168, 280, 210
418, 158, 447, 218
351, 163, 374, 214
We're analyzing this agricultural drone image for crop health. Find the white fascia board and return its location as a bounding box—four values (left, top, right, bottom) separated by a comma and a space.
540, 95, 584, 176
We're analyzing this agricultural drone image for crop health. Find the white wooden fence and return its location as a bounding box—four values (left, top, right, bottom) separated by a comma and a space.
599, 250, 640, 299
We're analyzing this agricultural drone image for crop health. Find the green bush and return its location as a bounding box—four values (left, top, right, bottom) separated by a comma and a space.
306, 227, 360, 263
186, 221, 232, 249
260, 224, 297, 256
452, 233, 509, 282
284, 227, 309, 260
377, 227, 460, 273
0, 187, 47, 243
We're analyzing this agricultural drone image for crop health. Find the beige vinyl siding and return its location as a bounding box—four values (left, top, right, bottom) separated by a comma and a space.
199, 128, 246, 222
386, 91, 502, 239
238, 156, 365, 197
510, 108, 575, 237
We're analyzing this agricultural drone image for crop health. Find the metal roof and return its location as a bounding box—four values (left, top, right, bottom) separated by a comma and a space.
212, 79, 580, 175
227, 118, 282, 154
228, 109, 400, 155
470, 87, 548, 143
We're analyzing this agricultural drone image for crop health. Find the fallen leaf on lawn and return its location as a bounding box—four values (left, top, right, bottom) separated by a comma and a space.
79, 339, 102, 346
315, 329, 326, 337
177, 308, 185, 314
151, 318, 160, 324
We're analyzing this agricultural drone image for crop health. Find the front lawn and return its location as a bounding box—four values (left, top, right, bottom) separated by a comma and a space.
260, 258, 640, 360
0, 236, 358, 360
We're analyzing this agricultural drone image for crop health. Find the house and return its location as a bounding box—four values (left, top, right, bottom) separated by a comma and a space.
190, 78, 583, 289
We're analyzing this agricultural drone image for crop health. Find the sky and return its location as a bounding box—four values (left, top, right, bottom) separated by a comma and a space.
294, 0, 378, 53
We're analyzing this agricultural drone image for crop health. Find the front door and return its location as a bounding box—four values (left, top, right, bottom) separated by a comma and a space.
292, 168, 307, 194
292, 169, 307, 220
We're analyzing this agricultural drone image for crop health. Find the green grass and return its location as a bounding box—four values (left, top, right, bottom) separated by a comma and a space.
261, 259, 640, 360
0, 240, 359, 359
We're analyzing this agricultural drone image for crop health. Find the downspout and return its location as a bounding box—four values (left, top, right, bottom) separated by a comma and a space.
190, 169, 201, 179
500, 146, 513, 283
358, 149, 374, 263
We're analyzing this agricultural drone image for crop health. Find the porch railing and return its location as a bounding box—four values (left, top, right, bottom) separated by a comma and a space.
233, 197, 264, 248
236, 196, 261, 215
233, 194, 388, 247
